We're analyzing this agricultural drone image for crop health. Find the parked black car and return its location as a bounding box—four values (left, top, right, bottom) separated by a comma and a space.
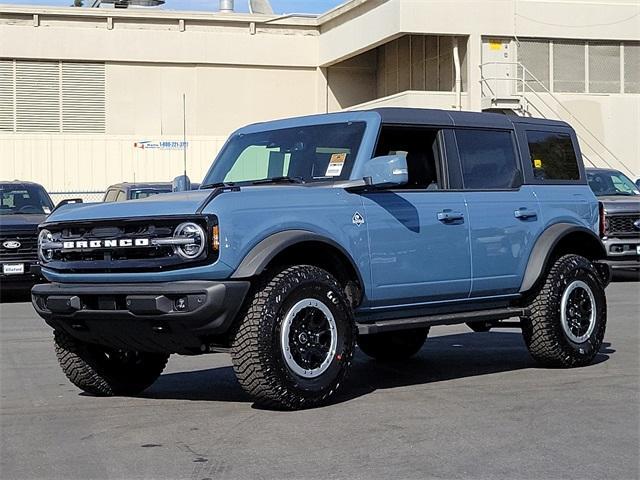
586, 168, 640, 272
0, 181, 54, 293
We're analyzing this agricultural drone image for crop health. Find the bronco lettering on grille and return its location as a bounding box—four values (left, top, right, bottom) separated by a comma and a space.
61, 238, 150, 249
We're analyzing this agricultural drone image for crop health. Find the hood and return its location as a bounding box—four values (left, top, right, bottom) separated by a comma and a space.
42, 185, 333, 225
44, 190, 212, 224
0, 213, 49, 233
597, 195, 640, 214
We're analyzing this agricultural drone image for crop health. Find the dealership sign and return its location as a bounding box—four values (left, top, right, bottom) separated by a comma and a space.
134, 140, 188, 150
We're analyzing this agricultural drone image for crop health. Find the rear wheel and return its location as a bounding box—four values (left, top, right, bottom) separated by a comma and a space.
357, 328, 429, 361
54, 330, 169, 396
231, 265, 356, 410
522, 254, 607, 368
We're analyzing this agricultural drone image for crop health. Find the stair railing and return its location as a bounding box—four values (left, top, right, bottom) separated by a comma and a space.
480, 61, 635, 176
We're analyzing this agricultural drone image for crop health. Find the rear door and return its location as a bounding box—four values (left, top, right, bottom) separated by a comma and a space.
452, 128, 544, 297
516, 126, 594, 229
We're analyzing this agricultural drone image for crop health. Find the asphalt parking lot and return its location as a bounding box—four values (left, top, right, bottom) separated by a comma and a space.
1, 280, 639, 480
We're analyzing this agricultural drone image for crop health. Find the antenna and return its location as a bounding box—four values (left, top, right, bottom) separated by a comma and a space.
182, 93, 187, 179
248, 0, 274, 14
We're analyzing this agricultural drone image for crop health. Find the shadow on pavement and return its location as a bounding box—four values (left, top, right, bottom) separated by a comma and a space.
0, 290, 32, 303
141, 331, 613, 407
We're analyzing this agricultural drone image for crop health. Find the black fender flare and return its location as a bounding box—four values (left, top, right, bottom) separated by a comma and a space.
519, 223, 606, 293
230, 230, 364, 287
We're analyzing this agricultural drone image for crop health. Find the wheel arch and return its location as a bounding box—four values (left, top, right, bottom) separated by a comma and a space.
520, 223, 606, 294
231, 230, 364, 306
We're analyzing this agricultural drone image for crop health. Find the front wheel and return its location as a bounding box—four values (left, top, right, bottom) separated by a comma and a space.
54, 330, 169, 396
522, 254, 607, 368
231, 265, 356, 410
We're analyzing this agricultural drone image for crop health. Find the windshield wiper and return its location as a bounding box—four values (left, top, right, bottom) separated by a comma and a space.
251, 176, 305, 185
200, 181, 236, 189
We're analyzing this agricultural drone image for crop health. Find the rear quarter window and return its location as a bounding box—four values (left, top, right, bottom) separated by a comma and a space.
526, 131, 580, 181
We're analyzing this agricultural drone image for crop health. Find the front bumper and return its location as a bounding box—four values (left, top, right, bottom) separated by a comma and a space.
32, 280, 250, 354
601, 237, 640, 271
0, 261, 43, 291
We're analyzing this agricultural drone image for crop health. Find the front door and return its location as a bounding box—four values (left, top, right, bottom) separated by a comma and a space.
359, 125, 472, 308
362, 190, 472, 307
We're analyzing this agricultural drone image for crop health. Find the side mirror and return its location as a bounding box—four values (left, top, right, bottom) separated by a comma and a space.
362, 155, 408, 188
172, 175, 191, 192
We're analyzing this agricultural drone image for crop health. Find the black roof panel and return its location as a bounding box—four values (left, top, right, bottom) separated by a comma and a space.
369, 107, 570, 130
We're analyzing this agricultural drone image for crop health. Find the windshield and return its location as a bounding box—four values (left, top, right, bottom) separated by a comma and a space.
202, 122, 367, 186
587, 170, 640, 197
0, 184, 54, 215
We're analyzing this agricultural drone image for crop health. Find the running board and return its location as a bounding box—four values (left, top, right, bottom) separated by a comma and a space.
356, 307, 528, 335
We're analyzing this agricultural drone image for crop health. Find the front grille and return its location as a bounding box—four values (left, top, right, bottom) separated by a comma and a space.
53, 224, 175, 263
0, 235, 38, 260
42, 216, 214, 273
608, 214, 640, 237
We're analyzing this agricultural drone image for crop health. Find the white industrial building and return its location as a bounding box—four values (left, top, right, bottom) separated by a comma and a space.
0, 0, 639, 197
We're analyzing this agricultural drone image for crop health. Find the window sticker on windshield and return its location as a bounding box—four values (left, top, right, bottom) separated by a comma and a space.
534, 159, 543, 168
43, 206, 51, 214
326, 153, 347, 177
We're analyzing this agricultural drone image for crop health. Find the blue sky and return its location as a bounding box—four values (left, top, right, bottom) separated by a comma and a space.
6, 0, 345, 13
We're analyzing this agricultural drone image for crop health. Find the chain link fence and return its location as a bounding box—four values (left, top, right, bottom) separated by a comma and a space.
49, 191, 104, 205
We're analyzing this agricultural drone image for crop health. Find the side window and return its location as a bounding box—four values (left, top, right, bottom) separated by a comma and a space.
115, 190, 127, 202
374, 126, 442, 189
526, 131, 580, 181
456, 130, 520, 189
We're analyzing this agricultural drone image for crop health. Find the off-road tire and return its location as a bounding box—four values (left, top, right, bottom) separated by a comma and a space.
522, 254, 607, 368
231, 265, 356, 410
466, 322, 492, 333
54, 330, 169, 396
357, 328, 429, 361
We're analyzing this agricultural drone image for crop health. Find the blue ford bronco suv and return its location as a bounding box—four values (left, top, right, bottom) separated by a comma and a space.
32, 108, 610, 409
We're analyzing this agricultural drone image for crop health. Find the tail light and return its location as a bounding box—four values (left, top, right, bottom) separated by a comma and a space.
599, 202, 608, 238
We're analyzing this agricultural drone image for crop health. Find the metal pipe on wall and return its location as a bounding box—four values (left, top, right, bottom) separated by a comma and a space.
219, 0, 234, 12
452, 37, 462, 111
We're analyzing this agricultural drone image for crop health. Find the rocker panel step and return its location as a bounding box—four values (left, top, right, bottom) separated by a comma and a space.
356, 307, 528, 335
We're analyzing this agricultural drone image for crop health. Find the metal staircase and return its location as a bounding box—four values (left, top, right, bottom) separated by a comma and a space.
480, 62, 635, 177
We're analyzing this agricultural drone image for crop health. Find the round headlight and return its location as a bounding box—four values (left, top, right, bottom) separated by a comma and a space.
173, 222, 206, 259
38, 229, 54, 263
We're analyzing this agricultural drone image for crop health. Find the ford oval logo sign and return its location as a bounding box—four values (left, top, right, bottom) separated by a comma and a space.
634, 219, 640, 231
2, 240, 21, 249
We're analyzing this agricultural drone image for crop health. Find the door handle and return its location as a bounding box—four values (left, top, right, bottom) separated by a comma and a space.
514, 208, 537, 220
437, 210, 464, 222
